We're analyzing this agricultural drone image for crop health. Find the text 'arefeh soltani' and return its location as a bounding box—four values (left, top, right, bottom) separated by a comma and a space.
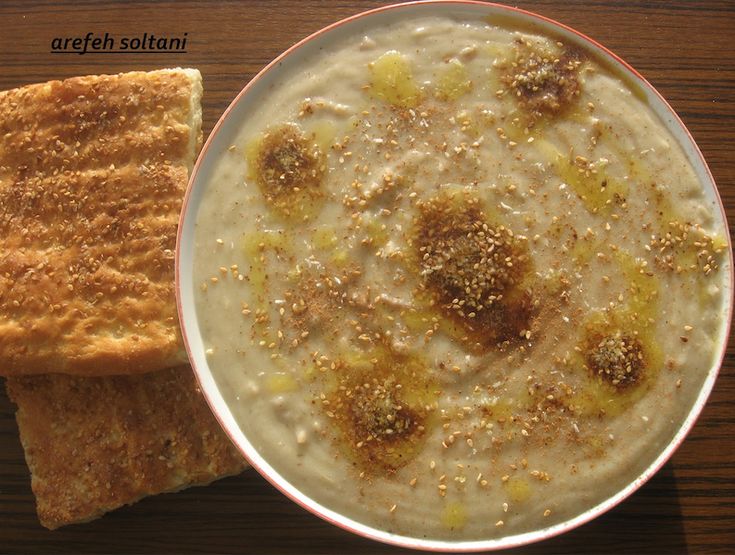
50, 32, 188, 55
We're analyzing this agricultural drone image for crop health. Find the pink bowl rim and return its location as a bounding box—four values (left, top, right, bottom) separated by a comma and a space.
175, 1, 734, 551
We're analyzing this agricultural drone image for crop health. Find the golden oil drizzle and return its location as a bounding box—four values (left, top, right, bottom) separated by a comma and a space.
441, 501, 467, 530
435, 59, 472, 101
368, 50, 422, 108
572, 250, 663, 417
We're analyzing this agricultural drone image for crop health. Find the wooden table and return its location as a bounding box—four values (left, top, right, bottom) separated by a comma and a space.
1, 1, 733, 553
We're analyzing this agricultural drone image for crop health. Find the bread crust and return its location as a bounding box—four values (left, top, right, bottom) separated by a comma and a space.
0, 69, 201, 376
5, 365, 247, 529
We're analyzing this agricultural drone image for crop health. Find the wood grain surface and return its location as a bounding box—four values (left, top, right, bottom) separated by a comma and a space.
1, 1, 733, 553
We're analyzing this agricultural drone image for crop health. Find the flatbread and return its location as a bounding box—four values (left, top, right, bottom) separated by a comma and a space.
5, 365, 247, 530
0, 68, 202, 376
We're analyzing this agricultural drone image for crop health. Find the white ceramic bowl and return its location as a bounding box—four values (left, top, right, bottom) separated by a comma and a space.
176, 1, 733, 550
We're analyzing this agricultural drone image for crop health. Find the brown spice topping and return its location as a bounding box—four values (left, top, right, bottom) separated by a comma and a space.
327, 352, 432, 474
349, 378, 420, 443
505, 42, 583, 116
413, 193, 534, 346
253, 123, 325, 204
649, 221, 724, 276
585, 331, 645, 389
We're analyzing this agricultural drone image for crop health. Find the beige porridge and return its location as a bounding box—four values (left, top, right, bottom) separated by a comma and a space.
191, 14, 729, 541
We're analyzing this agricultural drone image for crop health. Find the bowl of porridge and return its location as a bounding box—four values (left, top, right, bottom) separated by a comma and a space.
176, 1, 733, 550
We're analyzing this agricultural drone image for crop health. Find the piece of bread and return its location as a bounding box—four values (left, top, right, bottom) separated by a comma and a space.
5, 365, 247, 529
0, 68, 202, 376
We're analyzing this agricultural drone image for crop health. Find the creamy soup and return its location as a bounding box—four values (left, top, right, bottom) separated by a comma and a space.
191, 14, 729, 541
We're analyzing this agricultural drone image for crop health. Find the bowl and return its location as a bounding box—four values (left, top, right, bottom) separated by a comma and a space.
176, 1, 733, 550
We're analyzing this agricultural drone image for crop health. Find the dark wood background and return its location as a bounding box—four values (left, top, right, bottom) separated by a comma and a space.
0, 1, 733, 553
